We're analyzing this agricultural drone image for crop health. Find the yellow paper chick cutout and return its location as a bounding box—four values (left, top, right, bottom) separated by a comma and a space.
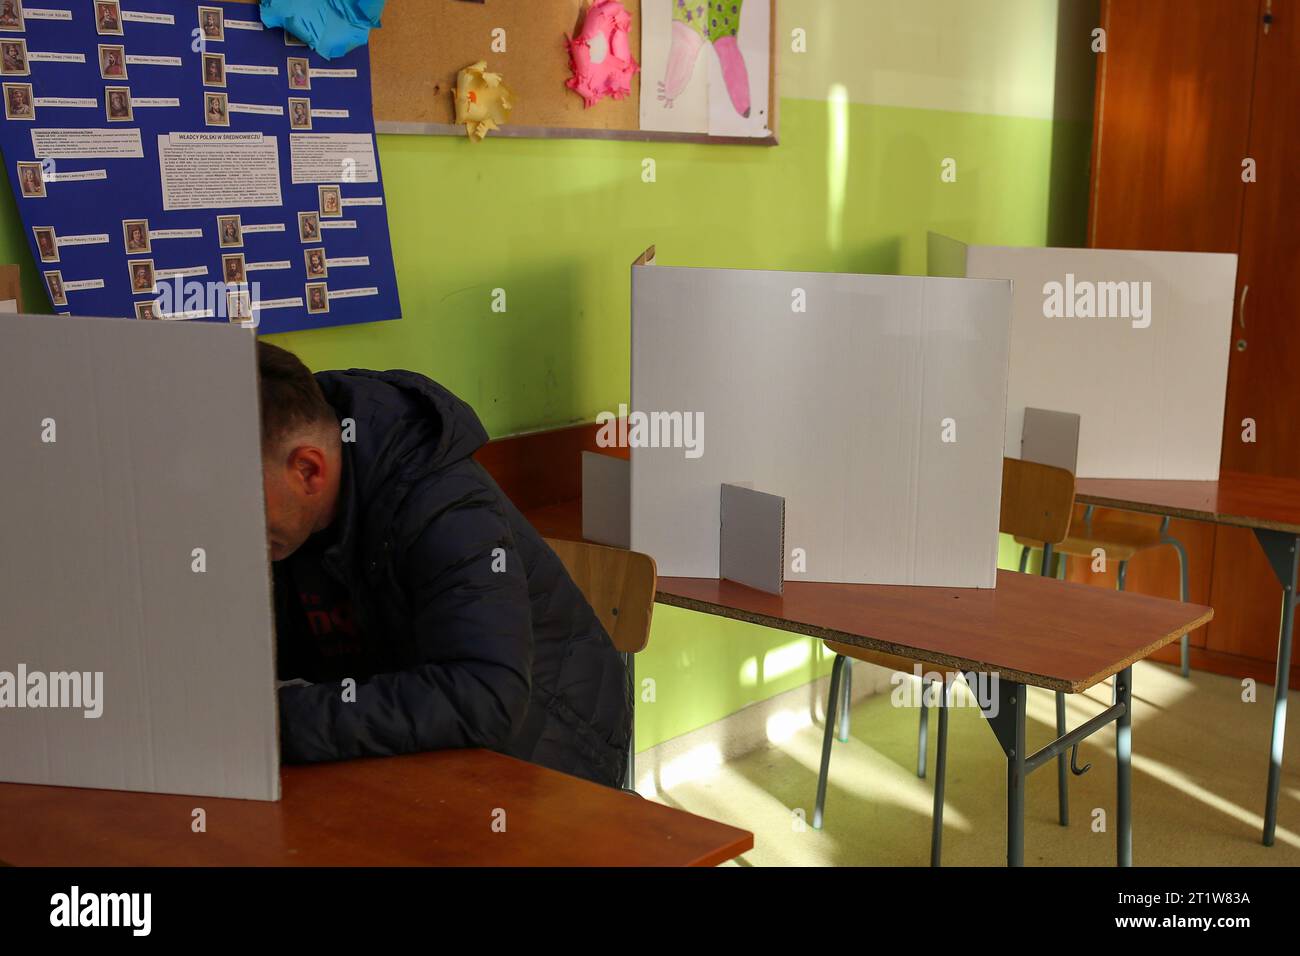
454, 60, 514, 142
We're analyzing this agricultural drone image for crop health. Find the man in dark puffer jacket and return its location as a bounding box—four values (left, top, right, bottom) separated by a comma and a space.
258, 342, 631, 788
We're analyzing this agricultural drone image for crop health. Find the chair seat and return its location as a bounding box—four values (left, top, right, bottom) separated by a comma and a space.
1015, 523, 1167, 563
824, 641, 963, 678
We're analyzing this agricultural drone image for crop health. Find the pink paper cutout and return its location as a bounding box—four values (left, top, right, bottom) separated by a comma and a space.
566, 0, 640, 109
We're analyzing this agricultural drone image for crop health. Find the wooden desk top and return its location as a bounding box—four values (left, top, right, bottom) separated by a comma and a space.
1076, 473, 1300, 535
658, 571, 1212, 694
0, 749, 752, 867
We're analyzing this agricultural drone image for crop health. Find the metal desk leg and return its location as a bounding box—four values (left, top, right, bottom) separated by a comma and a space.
1040, 544, 1069, 827
1055, 691, 1069, 826
931, 681, 949, 867
1115, 665, 1133, 866
1254, 530, 1299, 847
838, 659, 852, 743
979, 671, 1132, 866
1006, 684, 1027, 867
973, 675, 1028, 866
624, 651, 636, 791
917, 683, 930, 778
813, 654, 847, 830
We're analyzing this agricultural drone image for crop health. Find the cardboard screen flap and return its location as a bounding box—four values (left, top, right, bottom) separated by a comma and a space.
719, 483, 785, 595
0, 314, 280, 800
582, 451, 631, 549
630, 264, 1012, 588
1021, 407, 1081, 475
930, 235, 1237, 480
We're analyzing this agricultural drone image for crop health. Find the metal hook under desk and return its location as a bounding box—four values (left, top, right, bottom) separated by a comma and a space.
1070, 742, 1091, 776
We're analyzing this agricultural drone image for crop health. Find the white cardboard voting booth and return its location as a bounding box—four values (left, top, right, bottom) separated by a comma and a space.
0, 314, 280, 801
629, 260, 1013, 588
928, 233, 1237, 480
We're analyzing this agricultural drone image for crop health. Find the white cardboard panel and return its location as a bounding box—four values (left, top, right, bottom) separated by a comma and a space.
929, 234, 1237, 480
1021, 407, 1081, 474
630, 265, 1012, 587
0, 314, 280, 800
581, 451, 631, 549
719, 483, 785, 595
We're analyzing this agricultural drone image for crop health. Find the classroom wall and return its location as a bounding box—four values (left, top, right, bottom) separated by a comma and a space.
0, 0, 1098, 753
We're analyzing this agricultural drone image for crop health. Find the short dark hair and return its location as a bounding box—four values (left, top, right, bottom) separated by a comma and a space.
256, 342, 336, 450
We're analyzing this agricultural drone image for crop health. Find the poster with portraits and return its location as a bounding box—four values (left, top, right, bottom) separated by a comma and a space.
0, 0, 400, 333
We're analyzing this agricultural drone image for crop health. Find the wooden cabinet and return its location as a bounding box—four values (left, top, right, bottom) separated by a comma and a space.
1085, 0, 1300, 688
1221, 4, 1300, 475
1089, 0, 1258, 254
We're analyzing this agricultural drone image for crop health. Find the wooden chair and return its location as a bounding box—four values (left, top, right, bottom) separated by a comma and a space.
544, 537, 657, 790
814, 457, 1075, 864
1014, 512, 1190, 676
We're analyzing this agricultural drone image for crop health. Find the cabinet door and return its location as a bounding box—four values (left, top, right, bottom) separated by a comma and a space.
1220, 0, 1300, 477
1208, 2, 1300, 681
1089, 0, 1260, 253
1085, 1, 1261, 674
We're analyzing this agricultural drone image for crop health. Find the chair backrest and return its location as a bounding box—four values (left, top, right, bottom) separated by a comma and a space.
1000, 457, 1075, 544
544, 537, 657, 654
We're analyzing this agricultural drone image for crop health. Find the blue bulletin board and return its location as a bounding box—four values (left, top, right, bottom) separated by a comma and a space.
0, 0, 400, 334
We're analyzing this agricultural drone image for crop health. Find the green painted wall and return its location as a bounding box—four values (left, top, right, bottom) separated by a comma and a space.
0, 2, 1097, 754
265, 100, 1092, 440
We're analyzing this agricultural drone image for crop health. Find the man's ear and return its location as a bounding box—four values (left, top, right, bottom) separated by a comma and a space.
289, 445, 329, 494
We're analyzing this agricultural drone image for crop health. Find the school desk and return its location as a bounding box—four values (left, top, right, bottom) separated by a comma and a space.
1076, 473, 1300, 847
0, 749, 752, 867
656, 571, 1212, 867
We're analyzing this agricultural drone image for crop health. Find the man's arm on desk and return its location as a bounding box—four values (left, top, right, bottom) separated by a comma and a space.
277, 500, 534, 763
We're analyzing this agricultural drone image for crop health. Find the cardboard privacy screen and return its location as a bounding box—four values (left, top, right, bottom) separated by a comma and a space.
0, 314, 280, 800
929, 233, 1237, 480
630, 262, 1013, 587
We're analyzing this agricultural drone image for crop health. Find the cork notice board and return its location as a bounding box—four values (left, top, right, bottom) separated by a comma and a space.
369, 0, 778, 145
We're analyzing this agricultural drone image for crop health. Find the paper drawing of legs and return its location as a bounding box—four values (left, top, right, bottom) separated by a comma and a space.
658, 0, 707, 107
658, 0, 750, 117
708, 0, 751, 117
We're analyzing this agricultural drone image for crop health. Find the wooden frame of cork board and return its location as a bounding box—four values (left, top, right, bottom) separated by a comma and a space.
368, 0, 779, 145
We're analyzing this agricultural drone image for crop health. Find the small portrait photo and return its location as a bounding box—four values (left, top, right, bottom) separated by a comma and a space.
3, 81, 33, 119
16, 159, 43, 197
318, 184, 341, 218
0, 37, 28, 75
128, 258, 155, 294
204, 91, 228, 127
0, 0, 24, 33
288, 96, 311, 130
287, 56, 309, 90
305, 282, 328, 315
105, 86, 132, 122
98, 43, 126, 79
32, 225, 57, 262
95, 0, 123, 36
304, 246, 327, 279
216, 214, 242, 248
226, 289, 251, 323
135, 300, 159, 320
201, 52, 224, 87
198, 6, 223, 42
283, 30, 305, 47
222, 252, 246, 285
122, 218, 149, 253
298, 210, 319, 242
44, 270, 66, 307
